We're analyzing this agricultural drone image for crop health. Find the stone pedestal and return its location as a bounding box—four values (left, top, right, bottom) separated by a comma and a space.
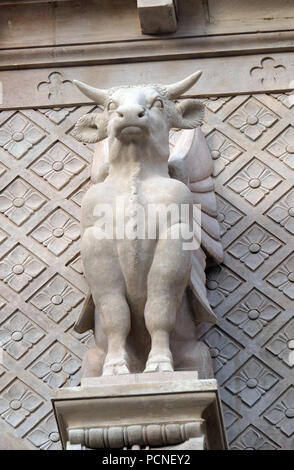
52, 372, 227, 450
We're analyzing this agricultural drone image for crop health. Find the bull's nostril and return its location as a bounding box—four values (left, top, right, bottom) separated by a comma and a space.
138, 111, 145, 118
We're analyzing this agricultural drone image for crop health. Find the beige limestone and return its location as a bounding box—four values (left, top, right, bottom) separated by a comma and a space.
137, 0, 178, 34
72, 72, 223, 377
0, 0, 293, 454
52, 372, 227, 450
0, 423, 31, 450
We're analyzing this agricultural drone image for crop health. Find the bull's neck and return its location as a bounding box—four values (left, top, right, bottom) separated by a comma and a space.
107, 139, 169, 181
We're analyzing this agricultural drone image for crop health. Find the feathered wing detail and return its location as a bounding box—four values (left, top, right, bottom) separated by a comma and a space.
90, 138, 110, 184
74, 291, 94, 334
169, 128, 224, 324
74, 139, 109, 334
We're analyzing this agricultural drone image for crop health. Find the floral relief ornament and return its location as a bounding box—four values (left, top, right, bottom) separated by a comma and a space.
0, 113, 45, 159
71, 329, 95, 348
216, 197, 243, 236
31, 142, 85, 190
37, 71, 72, 101
28, 414, 60, 450
267, 254, 294, 300
206, 130, 242, 176
30, 342, 81, 388
0, 245, 45, 292
264, 388, 294, 437
0, 380, 43, 428
30, 275, 84, 323
0, 312, 44, 359
222, 404, 240, 429
266, 126, 294, 170
71, 182, 90, 208
250, 57, 286, 87
271, 91, 294, 109
227, 290, 281, 338
200, 96, 232, 113
225, 358, 279, 407
266, 319, 294, 367
227, 98, 278, 141
267, 189, 294, 235
228, 225, 281, 271
206, 265, 242, 308
39, 107, 76, 125
202, 328, 240, 373
0, 178, 46, 226
32, 209, 80, 256
227, 159, 282, 206
231, 426, 277, 450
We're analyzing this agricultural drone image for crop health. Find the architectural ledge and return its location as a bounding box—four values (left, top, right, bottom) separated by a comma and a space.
1, 31, 294, 71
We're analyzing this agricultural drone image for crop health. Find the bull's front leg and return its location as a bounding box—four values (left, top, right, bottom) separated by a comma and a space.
82, 228, 131, 376
144, 223, 191, 372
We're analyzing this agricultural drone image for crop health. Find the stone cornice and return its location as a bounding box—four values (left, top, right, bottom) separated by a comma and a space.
1, 50, 294, 109
1, 31, 294, 71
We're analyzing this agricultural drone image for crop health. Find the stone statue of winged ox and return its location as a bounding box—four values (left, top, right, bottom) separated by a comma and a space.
72, 71, 223, 377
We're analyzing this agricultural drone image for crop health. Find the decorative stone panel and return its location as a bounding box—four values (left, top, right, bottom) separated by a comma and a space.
0, 179, 47, 226
0, 113, 46, 159
226, 289, 281, 338
226, 97, 278, 141
0, 95, 293, 450
225, 357, 279, 407
0, 311, 45, 359
0, 379, 43, 428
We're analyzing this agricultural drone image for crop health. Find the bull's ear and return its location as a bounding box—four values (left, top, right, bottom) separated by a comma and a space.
72, 113, 108, 143
173, 99, 204, 129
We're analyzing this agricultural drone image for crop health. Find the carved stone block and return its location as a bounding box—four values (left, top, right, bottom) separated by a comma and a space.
52, 371, 227, 450
137, 0, 178, 34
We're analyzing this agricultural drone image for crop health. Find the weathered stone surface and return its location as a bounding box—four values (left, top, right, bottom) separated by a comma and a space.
1, 88, 294, 449
137, 0, 178, 34
0, 432, 31, 450
52, 372, 226, 450
2, 52, 294, 109
1, 1, 294, 449
71, 73, 223, 377
0, 421, 31, 449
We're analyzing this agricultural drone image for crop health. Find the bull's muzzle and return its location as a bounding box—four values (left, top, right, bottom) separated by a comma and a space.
114, 104, 149, 140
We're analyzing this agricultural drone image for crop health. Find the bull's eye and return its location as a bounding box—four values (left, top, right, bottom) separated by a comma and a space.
107, 101, 117, 111
151, 99, 163, 109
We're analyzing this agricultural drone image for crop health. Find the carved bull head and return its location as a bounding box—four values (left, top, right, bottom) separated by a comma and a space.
73, 72, 204, 146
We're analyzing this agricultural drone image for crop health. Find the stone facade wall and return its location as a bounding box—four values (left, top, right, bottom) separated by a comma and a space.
0, 92, 293, 449
0, 0, 293, 451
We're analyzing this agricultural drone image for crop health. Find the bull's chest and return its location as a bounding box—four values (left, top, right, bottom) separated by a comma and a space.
81, 175, 190, 234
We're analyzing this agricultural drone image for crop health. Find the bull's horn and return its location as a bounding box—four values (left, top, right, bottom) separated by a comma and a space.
73, 79, 109, 105
165, 71, 202, 99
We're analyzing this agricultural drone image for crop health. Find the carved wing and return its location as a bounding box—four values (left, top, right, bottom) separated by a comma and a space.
90, 139, 110, 184
169, 128, 224, 323
74, 139, 109, 334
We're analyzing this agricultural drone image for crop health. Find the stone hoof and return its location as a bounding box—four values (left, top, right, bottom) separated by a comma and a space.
144, 356, 174, 373
102, 359, 130, 376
